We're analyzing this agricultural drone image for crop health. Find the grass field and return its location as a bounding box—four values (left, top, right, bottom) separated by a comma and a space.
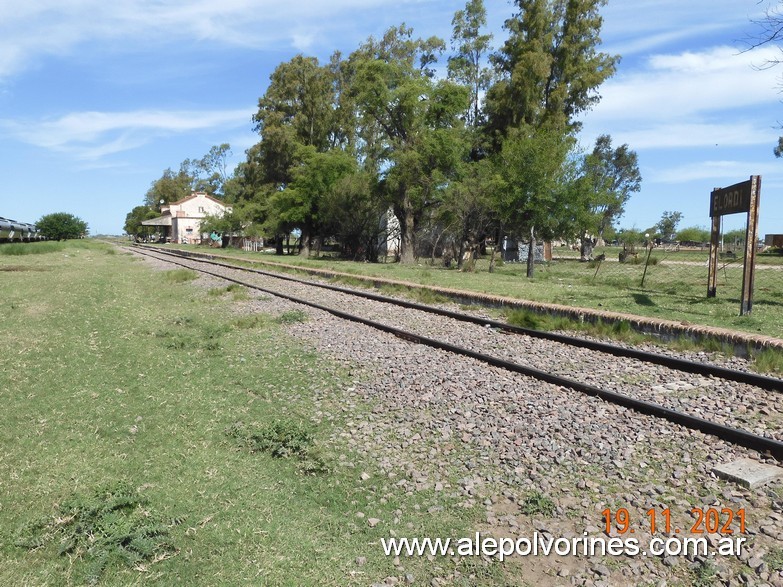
0, 241, 497, 586
151, 242, 783, 341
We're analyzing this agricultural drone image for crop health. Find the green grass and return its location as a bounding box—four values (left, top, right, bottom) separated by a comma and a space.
207, 283, 248, 300
162, 268, 199, 283
750, 348, 783, 376
0, 241, 497, 587
764, 546, 783, 572
506, 307, 783, 375
275, 309, 308, 324
0, 241, 66, 255
151, 243, 783, 340
507, 309, 648, 345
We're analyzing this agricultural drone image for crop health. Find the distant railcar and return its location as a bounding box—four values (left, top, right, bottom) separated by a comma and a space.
0, 217, 10, 241
21, 223, 38, 241
0, 218, 40, 242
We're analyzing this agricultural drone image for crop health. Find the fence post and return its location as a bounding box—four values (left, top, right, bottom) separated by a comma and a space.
640, 234, 652, 287
739, 175, 761, 315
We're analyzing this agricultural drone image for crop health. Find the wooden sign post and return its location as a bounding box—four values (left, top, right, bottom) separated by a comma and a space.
707, 175, 761, 315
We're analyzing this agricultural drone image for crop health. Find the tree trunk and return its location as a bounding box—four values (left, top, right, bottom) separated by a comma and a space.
398, 195, 415, 264
275, 234, 284, 255
462, 237, 476, 272
430, 228, 444, 266
526, 225, 536, 278
490, 226, 503, 274
300, 224, 311, 258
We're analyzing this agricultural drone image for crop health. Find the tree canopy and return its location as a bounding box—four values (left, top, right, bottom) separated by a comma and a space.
125, 0, 634, 271
123, 206, 159, 238
37, 213, 88, 240
655, 211, 683, 241
676, 226, 710, 243
485, 0, 618, 136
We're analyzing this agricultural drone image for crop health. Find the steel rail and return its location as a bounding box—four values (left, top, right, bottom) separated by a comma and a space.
136, 244, 783, 393
129, 245, 783, 459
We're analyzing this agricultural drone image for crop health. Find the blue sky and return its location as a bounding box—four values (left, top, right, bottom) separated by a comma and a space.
0, 0, 781, 238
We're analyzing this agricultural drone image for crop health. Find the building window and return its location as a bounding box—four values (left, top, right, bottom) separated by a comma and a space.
198, 206, 205, 213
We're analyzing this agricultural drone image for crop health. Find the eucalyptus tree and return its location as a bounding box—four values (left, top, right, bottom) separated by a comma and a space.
576, 134, 641, 258
748, 1, 783, 155
250, 54, 347, 254
197, 144, 233, 196
253, 55, 340, 155
320, 170, 387, 262
434, 154, 500, 270
486, 0, 618, 136
123, 206, 159, 240
482, 0, 618, 274
143, 167, 194, 210
347, 25, 469, 264
268, 146, 357, 257
440, 0, 499, 267
143, 143, 235, 211
448, 0, 494, 130
494, 124, 574, 277
656, 211, 683, 241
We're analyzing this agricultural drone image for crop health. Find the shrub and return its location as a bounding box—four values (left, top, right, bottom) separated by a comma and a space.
15, 481, 180, 585
227, 421, 328, 474
520, 491, 556, 516
36, 212, 88, 240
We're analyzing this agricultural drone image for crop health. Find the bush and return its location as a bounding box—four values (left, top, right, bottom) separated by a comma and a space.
676, 225, 710, 243
36, 212, 88, 240
520, 491, 556, 516
227, 420, 328, 474
15, 481, 180, 585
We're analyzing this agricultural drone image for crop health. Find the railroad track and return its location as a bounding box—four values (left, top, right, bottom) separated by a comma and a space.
129, 244, 783, 459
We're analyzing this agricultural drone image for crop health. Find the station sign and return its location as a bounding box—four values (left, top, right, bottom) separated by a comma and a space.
710, 179, 753, 217
707, 175, 761, 315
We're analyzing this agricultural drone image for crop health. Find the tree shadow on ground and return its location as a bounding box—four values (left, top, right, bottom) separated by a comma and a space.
632, 293, 656, 307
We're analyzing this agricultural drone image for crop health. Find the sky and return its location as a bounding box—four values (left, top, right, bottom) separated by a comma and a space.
0, 0, 781, 238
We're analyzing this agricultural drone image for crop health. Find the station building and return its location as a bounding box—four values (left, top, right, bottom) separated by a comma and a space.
142, 192, 232, 244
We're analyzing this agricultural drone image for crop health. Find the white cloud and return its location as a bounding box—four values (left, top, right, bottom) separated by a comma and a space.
652, 159, 779, 183
0, 0, 424, 79
601, 121, 778, 150
0, 108, 253, 159
595, 45, 781, 122
580, 44, 783, 152
599, 0, 765, 56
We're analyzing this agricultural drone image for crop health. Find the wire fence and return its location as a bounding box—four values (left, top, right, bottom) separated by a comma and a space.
514, 245, 783, 326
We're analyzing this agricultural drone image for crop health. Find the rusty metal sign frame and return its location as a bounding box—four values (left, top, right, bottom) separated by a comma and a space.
707, 175, 761, 315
